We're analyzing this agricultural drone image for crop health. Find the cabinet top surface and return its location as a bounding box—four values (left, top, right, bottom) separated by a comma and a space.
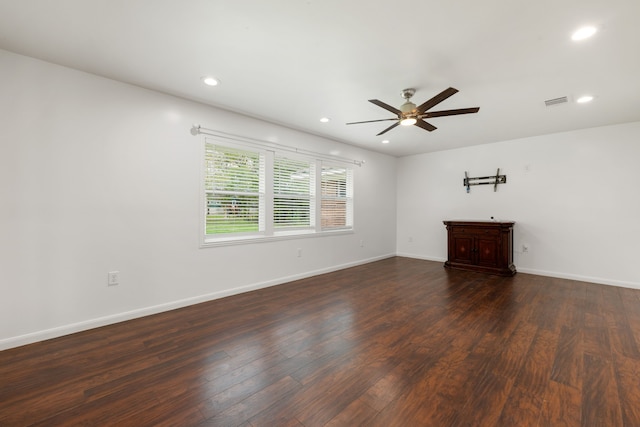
443, 220, 515, 226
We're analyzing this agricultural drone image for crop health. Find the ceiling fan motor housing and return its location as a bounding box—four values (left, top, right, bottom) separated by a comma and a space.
400, 88, 417, 114
400, 101, 417, 114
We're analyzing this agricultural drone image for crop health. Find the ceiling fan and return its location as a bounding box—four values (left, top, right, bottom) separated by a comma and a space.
346, 87, 479, 136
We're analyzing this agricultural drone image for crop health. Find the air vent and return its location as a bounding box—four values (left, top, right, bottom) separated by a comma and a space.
544, 96, 568, 107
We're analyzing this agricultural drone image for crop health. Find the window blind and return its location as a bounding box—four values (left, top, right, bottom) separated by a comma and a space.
273, 156, 315, 229
205, 143, 265, 234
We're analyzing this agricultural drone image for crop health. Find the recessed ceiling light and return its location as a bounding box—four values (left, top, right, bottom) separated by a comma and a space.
571, 26, 597, 41
381, 140, 390, 144
320, 117, 330, 123
576, 95, 594, 103
202, 76, 219, 86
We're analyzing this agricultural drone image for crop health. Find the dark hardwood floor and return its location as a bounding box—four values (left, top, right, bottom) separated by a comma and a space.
2, 257, 640, 426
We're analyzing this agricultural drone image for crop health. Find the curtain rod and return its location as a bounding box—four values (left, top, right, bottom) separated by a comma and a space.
190, 124, 364, 167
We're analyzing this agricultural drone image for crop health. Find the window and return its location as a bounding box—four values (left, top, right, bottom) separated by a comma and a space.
321, 165, 353, 229
274, 155, 315, 230
204, 143, 265, 235
203, 137, 354, 244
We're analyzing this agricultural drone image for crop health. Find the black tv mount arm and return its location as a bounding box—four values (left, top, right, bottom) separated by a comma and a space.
464, 168, 507, 193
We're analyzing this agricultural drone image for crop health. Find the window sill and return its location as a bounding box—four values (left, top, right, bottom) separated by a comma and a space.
200, 228, 354, 248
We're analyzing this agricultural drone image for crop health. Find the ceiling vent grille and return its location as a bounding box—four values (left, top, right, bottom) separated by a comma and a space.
545, 96, 568, 107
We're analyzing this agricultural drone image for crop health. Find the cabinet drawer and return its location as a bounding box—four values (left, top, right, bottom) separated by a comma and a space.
452, 228, 500, 237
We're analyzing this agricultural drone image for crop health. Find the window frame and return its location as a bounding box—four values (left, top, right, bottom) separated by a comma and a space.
201, 135, 355, 247
320, 163, 354, 231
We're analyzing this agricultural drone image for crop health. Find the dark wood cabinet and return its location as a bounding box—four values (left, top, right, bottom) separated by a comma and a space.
443, 220, 516, 276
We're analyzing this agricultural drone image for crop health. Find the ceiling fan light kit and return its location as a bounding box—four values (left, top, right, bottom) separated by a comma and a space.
346, 87, 479, 136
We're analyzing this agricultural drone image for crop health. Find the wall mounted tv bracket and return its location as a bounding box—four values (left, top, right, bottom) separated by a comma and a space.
464, 168, 507, 193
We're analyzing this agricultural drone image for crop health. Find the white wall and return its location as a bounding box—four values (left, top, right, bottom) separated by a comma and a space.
397, 121, 640, 289
0, 49, 397, 350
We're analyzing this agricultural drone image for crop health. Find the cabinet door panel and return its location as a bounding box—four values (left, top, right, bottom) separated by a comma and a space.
452, 236, 473, 263
477, 238, 499, 267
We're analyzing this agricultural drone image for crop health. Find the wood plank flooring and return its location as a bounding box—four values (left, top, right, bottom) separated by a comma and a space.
1, 257, 640, 426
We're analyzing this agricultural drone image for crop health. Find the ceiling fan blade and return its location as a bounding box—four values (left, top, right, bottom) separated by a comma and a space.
416, 87, 459, 113
414, 119, 437, 132
369, 99, 402, 115
376, 122, 400, 136
346, 118, 399, 125
422, 107, 480, 118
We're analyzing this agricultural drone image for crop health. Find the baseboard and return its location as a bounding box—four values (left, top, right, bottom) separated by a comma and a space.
516, 267, 640, 290
0, 253, 396, 351
397, 253, 640, 290
396, 252, 447, 263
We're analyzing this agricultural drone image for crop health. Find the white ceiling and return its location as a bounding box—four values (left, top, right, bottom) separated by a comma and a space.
1, 0, 639, 157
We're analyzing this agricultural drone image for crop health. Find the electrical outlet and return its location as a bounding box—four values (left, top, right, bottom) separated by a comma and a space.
297, 248, 302, 258
108, 271, 120, 286
522, 244, 529, 253
359, 240, 364, 247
